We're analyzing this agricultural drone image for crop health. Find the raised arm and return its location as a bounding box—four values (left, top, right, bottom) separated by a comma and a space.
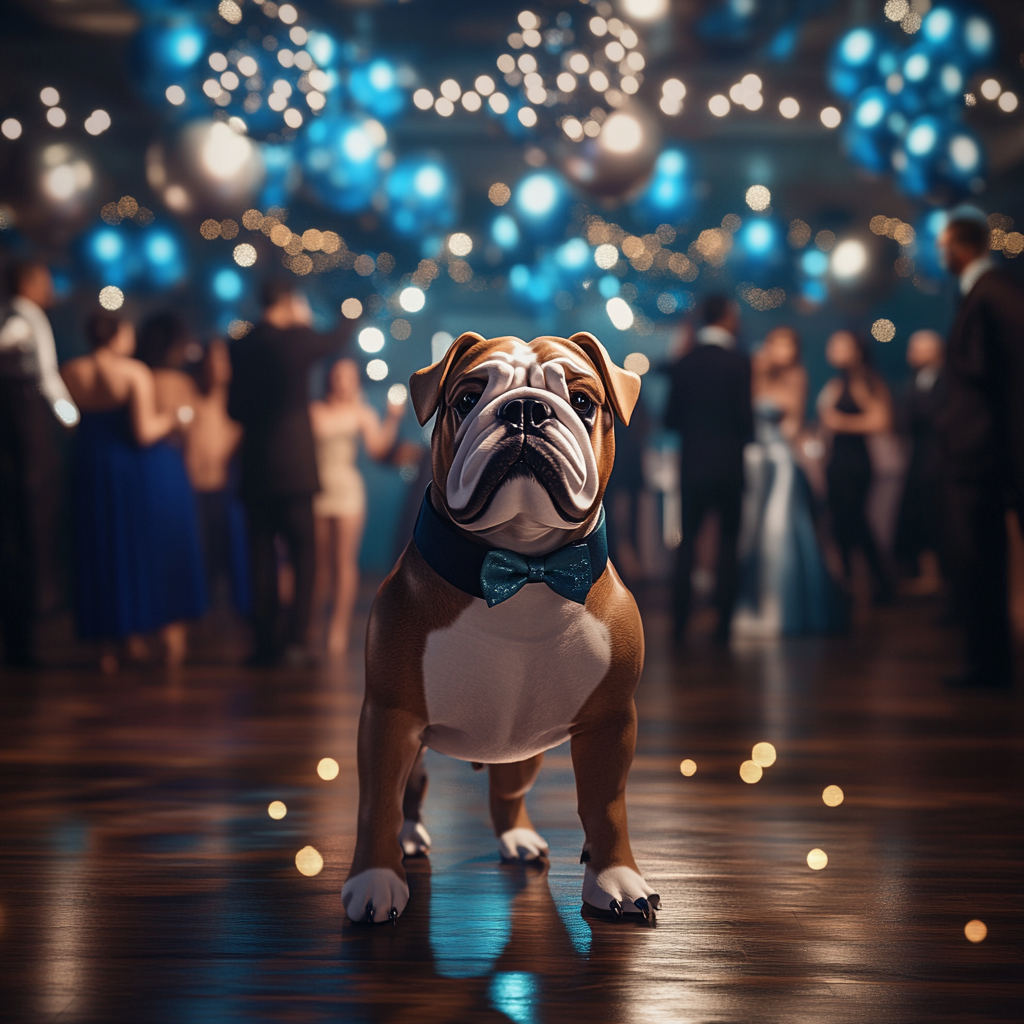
360, 398, 405, 461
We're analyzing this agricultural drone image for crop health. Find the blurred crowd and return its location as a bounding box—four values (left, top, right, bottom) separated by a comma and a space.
1, 212, 1022, 688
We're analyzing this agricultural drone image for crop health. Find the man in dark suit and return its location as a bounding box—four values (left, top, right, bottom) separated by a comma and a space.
664, 295, 754, 643
937, 214, 1024, 688
229, 280, 348, 665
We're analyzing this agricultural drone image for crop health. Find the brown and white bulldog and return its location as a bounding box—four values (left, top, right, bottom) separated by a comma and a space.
341, 331, 659, 924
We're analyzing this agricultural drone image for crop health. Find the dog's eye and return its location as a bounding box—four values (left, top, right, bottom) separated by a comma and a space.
569, 392, 594, 416
455, 391, 482, 416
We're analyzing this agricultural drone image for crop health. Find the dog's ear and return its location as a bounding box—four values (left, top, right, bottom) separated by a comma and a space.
567, 331, 641, 426
409, 331, 488, 426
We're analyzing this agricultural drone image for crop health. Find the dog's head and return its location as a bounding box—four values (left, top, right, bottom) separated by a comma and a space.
410, 333, 640, 554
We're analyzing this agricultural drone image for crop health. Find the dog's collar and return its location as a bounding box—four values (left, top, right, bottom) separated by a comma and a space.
412, 486, 607, 606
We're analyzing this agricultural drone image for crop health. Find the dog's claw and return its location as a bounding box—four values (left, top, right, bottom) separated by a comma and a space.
635, 896, 655, 925
363, 900, 375, 924
648, 893, 661, 910
609, 898, 622, 920
389, 906, 398, 927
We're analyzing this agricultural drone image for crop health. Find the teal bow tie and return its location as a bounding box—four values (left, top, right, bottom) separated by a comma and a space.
480, 544, 594, 607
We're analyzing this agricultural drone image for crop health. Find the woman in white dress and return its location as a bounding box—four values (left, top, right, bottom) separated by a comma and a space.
309, 359, 406, 654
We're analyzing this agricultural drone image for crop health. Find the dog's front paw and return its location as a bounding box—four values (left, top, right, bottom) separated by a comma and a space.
341, 868, 409, 924
399, 819, 431, 857
498, 827, 549, 863
582, 864, 660, 922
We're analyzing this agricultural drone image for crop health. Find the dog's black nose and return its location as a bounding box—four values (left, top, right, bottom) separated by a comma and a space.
499, 398, 552, 429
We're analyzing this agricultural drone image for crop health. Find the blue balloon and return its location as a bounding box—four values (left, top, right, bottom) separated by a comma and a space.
844, 86, 899, 173
384, 154, 458, 237
81, 219, 187, 291
302, 115, 387, 213
127, 16, 207, 111
348, 59, 406, 121
827, 27, 895, 99
893, 115, 984, 202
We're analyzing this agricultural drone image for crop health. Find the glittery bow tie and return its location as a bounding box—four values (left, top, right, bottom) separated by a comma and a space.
480, 545, 594, 607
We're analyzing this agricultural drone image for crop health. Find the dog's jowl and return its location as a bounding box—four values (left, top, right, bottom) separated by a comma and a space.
342, 332, 658, 925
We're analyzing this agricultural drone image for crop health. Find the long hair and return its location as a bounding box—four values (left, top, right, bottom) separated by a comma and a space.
136, 311, 191, 368
84, 312, 123, 351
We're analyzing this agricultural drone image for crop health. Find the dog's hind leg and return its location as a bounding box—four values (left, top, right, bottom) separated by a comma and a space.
488, 754, 550, 862
399, 745, 432, 857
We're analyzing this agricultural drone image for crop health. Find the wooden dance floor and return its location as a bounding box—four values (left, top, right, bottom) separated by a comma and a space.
1, 594, 1021, 1023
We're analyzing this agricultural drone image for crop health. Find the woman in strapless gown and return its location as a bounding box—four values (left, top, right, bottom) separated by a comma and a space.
61, 313, 207, 670
309, 358, 406, 654
734, 327, 846, 637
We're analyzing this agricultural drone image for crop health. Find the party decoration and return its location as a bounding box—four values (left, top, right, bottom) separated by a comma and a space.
300, 115, 389, 213
384, 154, 458, 238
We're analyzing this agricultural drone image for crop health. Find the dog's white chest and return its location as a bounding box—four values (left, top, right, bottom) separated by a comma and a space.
421, 585, 612, 763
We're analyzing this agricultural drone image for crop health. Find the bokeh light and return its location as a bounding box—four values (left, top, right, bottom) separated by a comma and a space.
739, 760, 763, 784
822, 785, 845, 807
1, 118, 22, 140
624, 352, 650, 375
807, 848, 828, 870
605, 296, 633, 330
98, 285, 124, 310
233, 243, 257, 267
367, 359, 389, 381
820, 106, 842, 128
316, 757, 340, 780
679, 758, 697, 776
779, 97, 800, 118
268, 800, 287, 819
358, 328, 385, 353
751, 742, 777, 767
387, 383, 408, 405
746, 185, 771, 211
831, 239, 867, 278
872, 319, 896, 342
964, 920, 987, 943
295, 846, 324, 876
399, 286, 425, 312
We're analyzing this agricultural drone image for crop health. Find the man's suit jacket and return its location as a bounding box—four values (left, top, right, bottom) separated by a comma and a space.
941, 268, 1024, 502
664, 342, 754, 489
228, 322, 345, 500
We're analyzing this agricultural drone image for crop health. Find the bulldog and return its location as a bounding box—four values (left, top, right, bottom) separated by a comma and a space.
341, 331, 659, 925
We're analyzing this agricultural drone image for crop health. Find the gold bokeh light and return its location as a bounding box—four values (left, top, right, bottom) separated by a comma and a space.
964, 919, 987, 943
807, 848, 828, 870
317, 757, 340, 781
295, 846, 324, 877
751, 741, 776, 767
268, 800, 287, 819
822, 785, 844, 807
739, 760, 763, 784
679, 758, 697, 776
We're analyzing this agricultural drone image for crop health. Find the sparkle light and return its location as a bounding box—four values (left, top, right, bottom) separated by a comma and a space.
751, 741, 776, 767
98, 285, 124, 310
679, 758, 697, 776
606, 297, 634, 330
218, 0, 243, 25
366, 358, 388, 381
822, 785, 845, 807
745, 185, 771, 212
600, 112, 642, 154
317, 757, 340, 780
621, 0, 669, 20
831, 239, 868, 279
807, 848, 828, 870
739, 760, 763, 783
358, 327, 385, 353
884, 0, 909, 21
872, 319, 896, 342
964, 920, 987, 943
488, 182, 511, 206
341, 298, 363, 319
779, 97, 800, 118
448, 232, 472, 256
268, 800, 287, 819
295, 846, 323, 876
624, 352, 650, 375
399, 286, 425, 312
233, 243, 257, 267
709, 94, 730, 117
820, 106, 842, 128
594, 243, 618, 269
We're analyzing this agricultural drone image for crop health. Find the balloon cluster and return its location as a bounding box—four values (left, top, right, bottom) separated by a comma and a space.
828, 5, 995, 204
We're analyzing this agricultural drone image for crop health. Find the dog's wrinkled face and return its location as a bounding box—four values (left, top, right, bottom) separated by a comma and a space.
411, 333, 640, 554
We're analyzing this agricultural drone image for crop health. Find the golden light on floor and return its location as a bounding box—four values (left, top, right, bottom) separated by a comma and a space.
295, 846, 324, 877
679, 759, 697, 776
964, 919, 987, 943
822, 785, 845, 807
739, 760, 763, 784
807, 848, 828, 870
751, 742, 776, 767
268, 800, 287, 819
317, 757, 340, 781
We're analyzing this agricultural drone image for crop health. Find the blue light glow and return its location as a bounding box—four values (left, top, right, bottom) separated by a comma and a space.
598, 274, 620, 298
555, 238, 591, 271
801, 250, 829, 276
904, 53, 930, 82
489, 972, 538, 1024
306, 31, 336, 68
940, 65, 962, 95
515, 173, 560, 219
212, 268, 243, 302
509, 265, 530, 291
414, 165, 445, 198
167, 26, 203, 67
922, 8, 954, 44
144, 232, 176, 266
907, 121, 938, 156
92, 229, 123, 262
491, 214, 519, 249
855, 96, 885, 129
369, 60, 396, 91
964, 17, 993, 58
741, 219, 776, 256
342, 126, 376, 163
948, 134, 980, 173
840, 29, 874, 66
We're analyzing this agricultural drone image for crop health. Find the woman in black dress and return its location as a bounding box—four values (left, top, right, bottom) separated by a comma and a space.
817, 330, 894, 603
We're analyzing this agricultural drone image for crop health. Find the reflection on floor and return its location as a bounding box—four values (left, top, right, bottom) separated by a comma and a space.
1, 590, 1022, 1023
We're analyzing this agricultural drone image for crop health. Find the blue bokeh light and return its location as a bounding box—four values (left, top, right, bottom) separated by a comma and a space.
385, 154, 459, 237
212, 268, 243, 302
491, 214, 520, 249
515, 173, 562, 221
801, 250, 829, 277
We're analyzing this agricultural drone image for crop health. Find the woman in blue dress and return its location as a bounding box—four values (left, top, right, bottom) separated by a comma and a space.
61, 313, 207, 669
734, 327, 847, 638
